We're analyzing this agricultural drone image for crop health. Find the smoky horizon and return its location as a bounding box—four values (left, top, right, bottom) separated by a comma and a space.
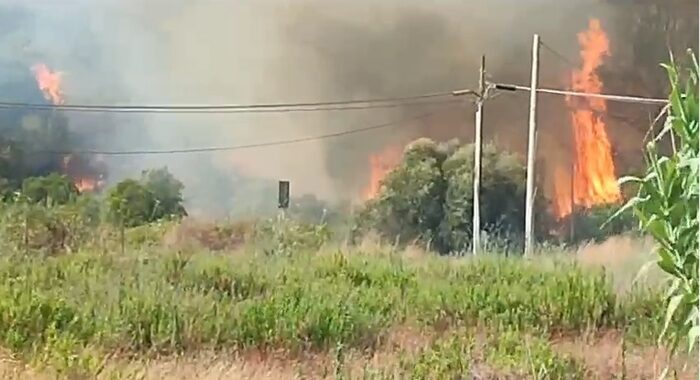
0, 0, 695, 218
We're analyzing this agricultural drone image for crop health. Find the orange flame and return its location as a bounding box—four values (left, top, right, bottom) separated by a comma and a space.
554, 19, 621, 218
31, 63, 65, 105
553, 166, 573, 217
74, 178, 99, 193
363, 146, 402, 200
61, 155, 105, 194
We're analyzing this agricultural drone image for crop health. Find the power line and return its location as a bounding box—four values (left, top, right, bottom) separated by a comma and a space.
0, 88, 475, 113
31, 105, 463, 156
539, 40, 578, 70
491, 83, 668, 105
0, 98, 465, 114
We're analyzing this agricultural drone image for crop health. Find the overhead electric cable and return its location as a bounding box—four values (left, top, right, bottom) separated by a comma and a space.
0, 88, 477, 113
0, 98, 464, 114
539, 40, 579, 69
31, 105, 464, 156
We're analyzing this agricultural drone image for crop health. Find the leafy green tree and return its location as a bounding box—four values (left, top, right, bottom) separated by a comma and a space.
0, 137, 24, 195
141, 167, 187, 220
288, 193, 346, 225
106, 168, 187, 227
440, 143, 552, 252
569, 204, 638, 243
356, 138, 452, 250
106, 179, 156, 228
20, 173, 78, 206
354, 139, 554, 254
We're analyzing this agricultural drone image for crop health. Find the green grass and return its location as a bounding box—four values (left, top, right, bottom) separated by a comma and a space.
0, 244, 666, 377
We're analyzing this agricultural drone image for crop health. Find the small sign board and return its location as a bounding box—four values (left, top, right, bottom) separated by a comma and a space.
278, 180, 290, 209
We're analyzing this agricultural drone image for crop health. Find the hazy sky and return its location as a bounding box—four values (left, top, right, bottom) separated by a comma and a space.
0, 0, 680, 214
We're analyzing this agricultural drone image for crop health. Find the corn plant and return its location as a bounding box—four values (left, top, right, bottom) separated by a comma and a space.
613, 50, 699, 354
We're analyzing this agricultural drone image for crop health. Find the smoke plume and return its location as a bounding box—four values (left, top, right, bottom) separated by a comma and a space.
0, 0, 694, 216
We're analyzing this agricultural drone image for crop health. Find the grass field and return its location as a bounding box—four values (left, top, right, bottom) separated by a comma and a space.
0, 230, 696, 379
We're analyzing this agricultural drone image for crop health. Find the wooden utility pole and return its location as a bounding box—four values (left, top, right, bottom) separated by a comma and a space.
472, 55, 486, 256
524, 35, 540, 257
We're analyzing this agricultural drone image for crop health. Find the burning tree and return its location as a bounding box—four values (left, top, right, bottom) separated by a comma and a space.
553, 19, 621, 219
599, 0, 698, 174
0, 63, 107, 196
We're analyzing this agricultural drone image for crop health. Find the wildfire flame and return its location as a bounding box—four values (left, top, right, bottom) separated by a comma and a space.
61, 155, 106, 194
363, 146, 402, 200
74, 178, 99, 193
554, 19, 621, 218
31, 64, 103, 193
31, 63, 65, 105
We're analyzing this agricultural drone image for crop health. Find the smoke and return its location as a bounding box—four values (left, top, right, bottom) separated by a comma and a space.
0, 0, 690, 215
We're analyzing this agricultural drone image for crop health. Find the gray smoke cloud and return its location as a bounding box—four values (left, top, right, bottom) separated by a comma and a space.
0, 0, 690, 216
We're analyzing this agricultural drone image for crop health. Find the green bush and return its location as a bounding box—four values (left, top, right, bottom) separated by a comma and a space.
20, 173, 78, 205
141, 167, 187, 221
106, 167, 187, 227
106, 179, 157, 228
0, 199, 100, 254
354, 138, 451, 250
354, 139, 552, 254
568, 203, 638, 243
254, 218, 331, 256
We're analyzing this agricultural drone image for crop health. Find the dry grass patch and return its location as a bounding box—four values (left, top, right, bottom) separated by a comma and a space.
553, 330, 698, 380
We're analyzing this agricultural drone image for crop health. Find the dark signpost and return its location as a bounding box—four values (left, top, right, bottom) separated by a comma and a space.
278, 180, 290, 209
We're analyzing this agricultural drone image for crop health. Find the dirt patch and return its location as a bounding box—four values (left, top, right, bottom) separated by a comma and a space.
0, 349, 49, 380
553, 331, 698, 380
92, 325, 432, 380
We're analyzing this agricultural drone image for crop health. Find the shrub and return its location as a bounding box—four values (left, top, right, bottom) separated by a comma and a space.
0, 199, 99, 254
106, 179, 157, 228
141, 167, 187, 220
440, 143, 552, 252
354, 139, 552, 254
20, 173, 78, 205
568, 203, 638, 243
254, 218, 331, 256
353, 139, 453, 251
105, 168, 187, 228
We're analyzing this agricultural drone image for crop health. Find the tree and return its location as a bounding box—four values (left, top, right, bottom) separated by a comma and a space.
106, 168, 187, 228
441, 143, 553, 252
106, 179, 156, 228
569, 204, 638, 243
141, 167, 187, 220
353, 138, 550, 254
20, 173, 78, 205
354, 138, 452, 250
